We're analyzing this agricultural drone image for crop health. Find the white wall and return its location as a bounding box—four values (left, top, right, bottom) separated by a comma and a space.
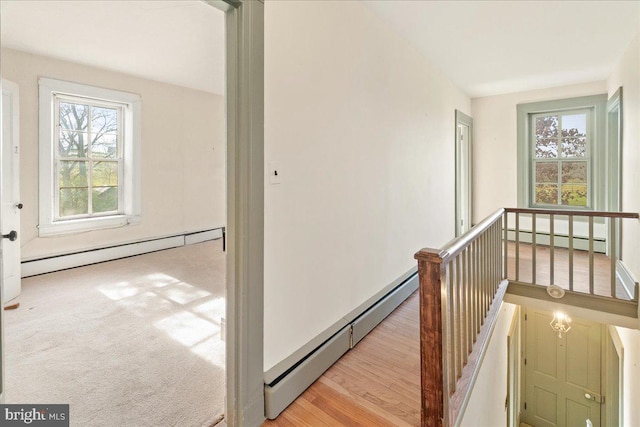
608, 31, 640, 427
471, 81, 607, 222
460, 302, 516, 427
263, 1, 470, 371
1, 48, 225, 260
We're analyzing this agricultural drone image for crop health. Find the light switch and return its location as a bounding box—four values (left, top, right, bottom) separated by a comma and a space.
269, 162, 281, 184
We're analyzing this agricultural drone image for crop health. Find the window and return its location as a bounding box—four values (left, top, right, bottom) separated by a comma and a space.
517, 95, 607, 210
39, 78, 141, 236
532, 110, 590, 207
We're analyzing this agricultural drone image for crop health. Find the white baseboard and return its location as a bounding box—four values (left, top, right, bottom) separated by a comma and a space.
616, 260, 638, 300
264, 326, 352, 420
263, 271, 419, 419
21, 228, 223, 277
351, 274, 418, 345
185, 229, 222, 245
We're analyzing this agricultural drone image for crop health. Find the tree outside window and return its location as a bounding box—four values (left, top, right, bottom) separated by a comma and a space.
56, 98, 122, 219
532, 110, 590, 207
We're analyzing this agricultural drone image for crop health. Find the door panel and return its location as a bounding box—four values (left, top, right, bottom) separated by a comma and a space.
458, 124, 470, 233
533, 386, 558, 425
1, 79, 20, 302
533, 312, 558, 378
455, 110, 472, 237
566, 399, 592, 426
566, 323, 592, 388
523, 308, 601, 427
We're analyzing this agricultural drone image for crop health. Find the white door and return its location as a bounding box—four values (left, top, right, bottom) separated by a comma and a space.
522, 308, 602, 427
455, 110, 472, 236
1, 79, 21, 303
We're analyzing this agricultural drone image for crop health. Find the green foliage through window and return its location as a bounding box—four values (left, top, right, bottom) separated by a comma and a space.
532, 111, 589, 207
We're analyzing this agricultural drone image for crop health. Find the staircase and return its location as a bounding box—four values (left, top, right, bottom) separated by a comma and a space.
415, 207, 639, 427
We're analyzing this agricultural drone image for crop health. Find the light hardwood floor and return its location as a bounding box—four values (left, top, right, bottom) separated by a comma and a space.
263, 291, 421, 427
506, 242, 629, 299
264, 245, 625, 426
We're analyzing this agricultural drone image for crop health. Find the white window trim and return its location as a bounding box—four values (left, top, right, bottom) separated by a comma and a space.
39, 77, 141, 236
516, 94, 607, 211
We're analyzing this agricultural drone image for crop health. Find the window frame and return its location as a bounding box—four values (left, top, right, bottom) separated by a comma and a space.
39, 77, 142, 236
53, 94, 125, 220
517, 94, 607, 211
529, 108, 593, 209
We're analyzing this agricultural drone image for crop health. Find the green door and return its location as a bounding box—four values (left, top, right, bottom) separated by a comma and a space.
522, 308, 602, 427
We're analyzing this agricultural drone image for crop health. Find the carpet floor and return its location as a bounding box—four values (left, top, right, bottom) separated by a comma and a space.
4, 239, 226, 427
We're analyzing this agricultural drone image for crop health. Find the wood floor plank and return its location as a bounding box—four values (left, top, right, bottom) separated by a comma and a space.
325, 363, 420, 414
278, 397, 331, 427
295, 394, 344, 426
307, 381, 394, 426
318, 376, 417, 427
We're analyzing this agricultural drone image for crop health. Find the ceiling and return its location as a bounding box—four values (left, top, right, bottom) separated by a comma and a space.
364, 0, 640, 97
0, 0, 225, 95
1, 1, 638, 99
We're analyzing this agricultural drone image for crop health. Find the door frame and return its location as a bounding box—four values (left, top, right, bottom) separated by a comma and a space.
604, 325, 624, 427
205, 1, 266, 426
606, 87, 622, 260
507, 306, 522, 426
455, 110, 473, 236
606, 87, 622, 214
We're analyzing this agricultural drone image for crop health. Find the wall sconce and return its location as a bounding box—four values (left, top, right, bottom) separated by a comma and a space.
550, 311, 571, 338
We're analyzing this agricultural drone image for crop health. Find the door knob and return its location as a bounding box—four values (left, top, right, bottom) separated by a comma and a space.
584, 392, 603, 403
14, 202, 23, 209
2, 230, 17, 241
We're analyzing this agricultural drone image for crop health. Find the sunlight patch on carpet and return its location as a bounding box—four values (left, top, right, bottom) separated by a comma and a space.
154, 310, 224, 368
191, 335, 225, 367
192, 297, 225, 322
96, 281, 144, 300
158, 282, 212, 304
96, 272, 225, 368
154, 311, 217, 346
117, 291, 174, 317
146, 272, 182, 287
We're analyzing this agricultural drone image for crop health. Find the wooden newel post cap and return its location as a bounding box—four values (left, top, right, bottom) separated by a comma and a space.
415, 248, 447, 264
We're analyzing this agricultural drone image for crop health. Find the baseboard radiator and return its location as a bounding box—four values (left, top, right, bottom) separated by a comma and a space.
264, 270, 419, 419
21, 228, 224, 277
506, 229, 606, 253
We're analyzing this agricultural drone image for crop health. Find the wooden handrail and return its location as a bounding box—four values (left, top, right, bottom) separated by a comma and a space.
416, 208, 505, 265
505, 207, 639, 219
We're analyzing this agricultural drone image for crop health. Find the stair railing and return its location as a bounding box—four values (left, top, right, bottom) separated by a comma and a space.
504, 208, 639, 301
415, 207, 639, 426
415, 208, 507, 427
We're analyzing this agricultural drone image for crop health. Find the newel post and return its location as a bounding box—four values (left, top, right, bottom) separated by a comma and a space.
415, 248, 448, 427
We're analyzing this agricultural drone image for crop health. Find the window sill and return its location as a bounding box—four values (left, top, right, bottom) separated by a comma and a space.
528, 205, 593, 211
38, 214, 141, 237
